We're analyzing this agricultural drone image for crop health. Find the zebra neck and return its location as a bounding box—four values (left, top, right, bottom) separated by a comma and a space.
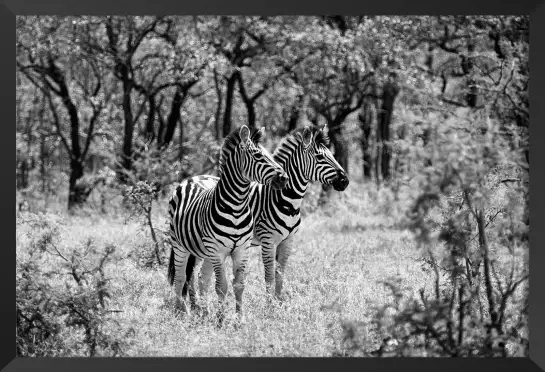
273, 158, 308, 211
213, 170, 252, 215
272, 141, 309, 210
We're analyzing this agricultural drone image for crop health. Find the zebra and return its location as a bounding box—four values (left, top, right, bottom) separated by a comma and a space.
167, 125, 288, 322
187, 125, 349, 300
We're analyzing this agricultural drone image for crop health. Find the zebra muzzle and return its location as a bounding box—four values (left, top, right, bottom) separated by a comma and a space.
332, 170, 349, 191
271, 172, 289, 190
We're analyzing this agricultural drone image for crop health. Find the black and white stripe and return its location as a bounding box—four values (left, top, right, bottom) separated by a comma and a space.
167, 125, 287, 320
193, 125, 349, 298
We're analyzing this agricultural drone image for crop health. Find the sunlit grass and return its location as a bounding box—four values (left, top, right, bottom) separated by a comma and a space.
15, 182, 447, 356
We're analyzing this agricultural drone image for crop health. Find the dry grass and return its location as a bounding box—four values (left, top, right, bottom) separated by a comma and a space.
16, 182, 443, 357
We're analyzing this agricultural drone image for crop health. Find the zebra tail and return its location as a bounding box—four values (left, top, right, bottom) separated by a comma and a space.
167, 247, 176, 286
181, 254, 196, 297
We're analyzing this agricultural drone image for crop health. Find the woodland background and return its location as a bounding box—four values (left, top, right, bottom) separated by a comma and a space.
16, 16, 529, 357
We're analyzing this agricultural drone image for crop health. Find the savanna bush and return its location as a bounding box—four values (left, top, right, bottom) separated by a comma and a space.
130, 133, 222, 195
16, 213, 128, 356
336, 110, 529, 357
123, 180, 166, 267
130, 140, 184, 194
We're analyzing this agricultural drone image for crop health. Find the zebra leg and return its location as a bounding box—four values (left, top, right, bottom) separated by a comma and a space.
261, 242, 277, 295
196, 258, 213, 318
198, 258, 214, 297
171, 247, 190, 313
231, 245, 250, 316
275, 236, 294, 298
187, 256, 203, 312
211, 255, 228, 325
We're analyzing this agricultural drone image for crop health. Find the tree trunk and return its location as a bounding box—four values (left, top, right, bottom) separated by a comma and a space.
213, 68, 223, 140
156, 96, 165, 146
161, 87, 184, 148
377, 76, 400, 183
145, 94, 156, 142
40, 135, 47, 194
39, 92, 48, 194
379, 115, 391, 182
476, 207, 504, 355
68, 159, 85, 209
57, 69, 86, 209
319, 117, 349, 205
178, 117, 185, 160
286, 94, 304, 134
120, 64, 134, 182
358, 101, 374, 181
24, 94, 38, 189
462, 42, 478, 108
394, 123, 407, 181
236, 71, 261, 130
146, 208, 163, 265
329, 121, 349, 173
17, 160, 28, 190
246, 102, 257, 130
223, 72, 239, 137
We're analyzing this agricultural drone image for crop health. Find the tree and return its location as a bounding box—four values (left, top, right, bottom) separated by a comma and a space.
200, 16, 291, 135
377, 72, 401, 182
17, 16, 113, 209
297, 19, 367, 173
100, 16, 162, 181
391, 16, 529, 165
132, 16, 209, 149
357, 73, 379, 181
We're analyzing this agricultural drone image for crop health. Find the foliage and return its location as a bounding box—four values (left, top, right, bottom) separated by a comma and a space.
335, 110, 529, 357
16, 15, 529, 200
123, 181, 165, 266
16, 213, 127, 356
15, 16, 529, 357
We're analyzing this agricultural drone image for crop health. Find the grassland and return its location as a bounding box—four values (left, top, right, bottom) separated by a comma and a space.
15, 183, 452, 356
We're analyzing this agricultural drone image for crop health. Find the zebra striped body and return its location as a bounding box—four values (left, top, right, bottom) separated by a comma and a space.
193, 126, 349, 298
167, 125, 287, 321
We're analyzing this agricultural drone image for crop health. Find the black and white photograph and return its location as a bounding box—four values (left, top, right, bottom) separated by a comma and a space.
15, 15, 529, 358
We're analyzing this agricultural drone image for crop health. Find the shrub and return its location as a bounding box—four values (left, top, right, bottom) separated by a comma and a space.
16, 213, 128, 356
123, 181, 166, 267
334, 110, 529, 357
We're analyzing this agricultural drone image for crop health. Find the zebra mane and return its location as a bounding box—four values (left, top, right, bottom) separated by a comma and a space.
218, 126, 264, 176
222, 126, 264, 150
291, 126, 329, 147
274, 126, 330, 156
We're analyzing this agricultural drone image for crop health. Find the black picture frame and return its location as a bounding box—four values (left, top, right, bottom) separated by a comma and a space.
4, 1, 544, 371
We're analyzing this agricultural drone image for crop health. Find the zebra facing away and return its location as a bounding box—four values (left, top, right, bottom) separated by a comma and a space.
167, 125, 288, 322
188, 125, 349, 300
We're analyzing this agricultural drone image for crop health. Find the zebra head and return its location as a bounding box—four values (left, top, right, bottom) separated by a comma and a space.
296, 125, 349, 192
237, 125, 289, 190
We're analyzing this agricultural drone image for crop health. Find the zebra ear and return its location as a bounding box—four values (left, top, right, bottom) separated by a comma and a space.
320, 123, 327, 133
239, 125, 250, 145
259, 127, 266, 139
302, 126, 313, 148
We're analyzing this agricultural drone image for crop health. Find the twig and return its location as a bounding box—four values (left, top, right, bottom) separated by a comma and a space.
47, 242, 69, 263
500, 178, 519, 184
